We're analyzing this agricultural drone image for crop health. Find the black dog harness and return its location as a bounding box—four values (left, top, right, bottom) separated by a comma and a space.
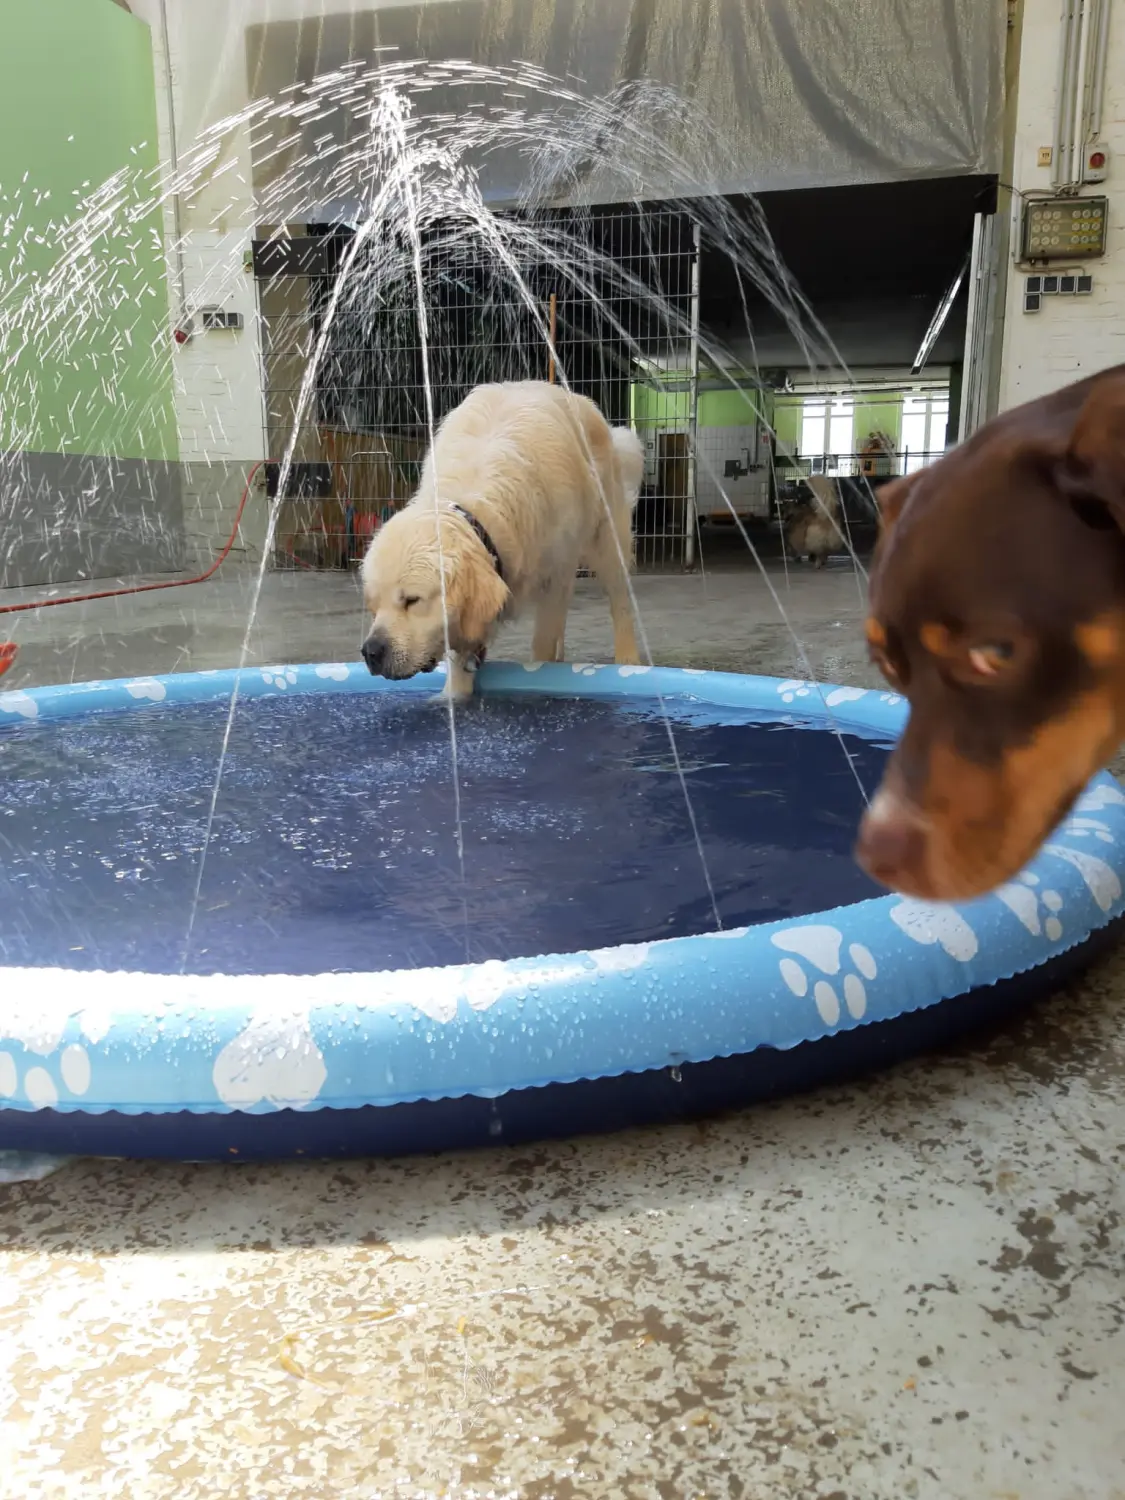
449, 503, 505, 583
448, 503, 504, 674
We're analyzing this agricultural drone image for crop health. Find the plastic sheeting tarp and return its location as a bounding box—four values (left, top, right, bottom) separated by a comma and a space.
246, 0, 1005, 211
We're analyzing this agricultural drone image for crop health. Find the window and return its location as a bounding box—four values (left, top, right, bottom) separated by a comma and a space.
800, 397, 855, 470
900, 392, 950, 473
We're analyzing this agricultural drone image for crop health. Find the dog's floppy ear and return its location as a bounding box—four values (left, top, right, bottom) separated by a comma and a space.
447, 550, 509, 648
1060, 370, 1125, 526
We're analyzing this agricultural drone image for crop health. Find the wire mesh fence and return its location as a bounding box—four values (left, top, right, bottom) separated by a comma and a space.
258, 205, 701, 572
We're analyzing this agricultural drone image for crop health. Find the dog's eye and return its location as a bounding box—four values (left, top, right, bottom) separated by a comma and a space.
967, 641, 1015, 677
402, 595, 420, 610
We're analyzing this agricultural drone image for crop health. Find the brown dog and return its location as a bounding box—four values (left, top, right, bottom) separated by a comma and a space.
855, 365, 1125, 902
786, 476, 846, 568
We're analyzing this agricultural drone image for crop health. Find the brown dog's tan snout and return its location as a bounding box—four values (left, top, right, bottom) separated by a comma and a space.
855, 788, 934, 897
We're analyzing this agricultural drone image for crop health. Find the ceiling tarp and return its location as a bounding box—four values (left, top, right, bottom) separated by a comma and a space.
244, 0, 1005, 215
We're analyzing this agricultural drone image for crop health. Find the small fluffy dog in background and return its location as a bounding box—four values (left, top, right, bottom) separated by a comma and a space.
785, 475, 846, 568
361, 380, 645, 697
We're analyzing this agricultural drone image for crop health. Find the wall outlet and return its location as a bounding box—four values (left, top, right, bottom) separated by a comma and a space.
1037, 146, 1053, 167
200, 306, 245, 332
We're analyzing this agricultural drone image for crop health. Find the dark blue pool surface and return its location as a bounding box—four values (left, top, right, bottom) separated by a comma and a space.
0, 692, 888, 976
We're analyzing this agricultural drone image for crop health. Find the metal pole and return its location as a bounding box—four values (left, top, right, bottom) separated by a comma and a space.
547, 293, 557, 384
959, 212, 986, 438
684, 220, 701, 570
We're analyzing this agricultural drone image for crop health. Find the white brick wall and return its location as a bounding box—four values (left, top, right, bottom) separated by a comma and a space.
132, 1, 268, 566
174, 232, 264, 465
998, 0, 1125, 409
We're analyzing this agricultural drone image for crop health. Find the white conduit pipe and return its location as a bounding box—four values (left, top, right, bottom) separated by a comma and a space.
158, 0, 189, 329
1068, 0, 1095, 184
1052, 0, 1080, 188
1087, 0, 1112, 143
1052, 0, 1112, 191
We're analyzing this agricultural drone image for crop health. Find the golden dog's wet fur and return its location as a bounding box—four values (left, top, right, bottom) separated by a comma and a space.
361, 381, 645, 697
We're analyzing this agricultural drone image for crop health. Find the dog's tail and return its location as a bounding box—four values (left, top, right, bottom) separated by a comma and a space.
611, 426, 646, 508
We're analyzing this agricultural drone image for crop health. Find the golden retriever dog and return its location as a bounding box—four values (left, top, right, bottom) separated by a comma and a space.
786, 475, 845, 568
360, 380, 645, 697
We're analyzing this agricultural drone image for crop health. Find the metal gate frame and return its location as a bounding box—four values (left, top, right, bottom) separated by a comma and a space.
252, 206, 703, 572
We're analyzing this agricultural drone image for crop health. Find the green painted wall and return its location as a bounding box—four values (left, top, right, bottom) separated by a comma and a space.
632, 382, 772, 432
855, 398, 901, 446
697, 386, 767, 429
773, 393, 907, 454
631, 381, 692, 429
632, 382, 940, 455
0, 0, 176, 461
773, 397, 802, 453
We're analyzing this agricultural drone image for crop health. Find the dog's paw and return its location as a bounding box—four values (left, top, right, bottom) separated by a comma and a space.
439, 668, 477, 702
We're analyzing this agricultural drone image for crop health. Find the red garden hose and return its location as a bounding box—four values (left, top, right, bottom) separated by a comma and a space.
0, 460, 269, 678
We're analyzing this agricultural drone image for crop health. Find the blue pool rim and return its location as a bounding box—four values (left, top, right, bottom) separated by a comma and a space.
1, 659, 1124, 1163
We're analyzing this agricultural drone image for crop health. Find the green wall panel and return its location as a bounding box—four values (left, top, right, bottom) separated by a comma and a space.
0, 0, 176, 462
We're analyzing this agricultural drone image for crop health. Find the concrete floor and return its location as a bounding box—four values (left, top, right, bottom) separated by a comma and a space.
1, 554, 1124, 1500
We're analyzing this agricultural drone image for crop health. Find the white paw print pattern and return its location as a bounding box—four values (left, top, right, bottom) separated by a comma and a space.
212, 1010, 326, 1110
1077, 782, 1125, 813
0, 1043, 92, 1110
261, 666, 299, 691
776, 681, 868, 708
570, 664, 599, 677
996, 873, 1064, 941
771, 924, 877, 1027
1060, 815, 1116, 846
314, 664, 349, 682
1042, 843, 1122, 913
888, 901, 979, 961
0, 691, 37, 720
124, 677, 166, 702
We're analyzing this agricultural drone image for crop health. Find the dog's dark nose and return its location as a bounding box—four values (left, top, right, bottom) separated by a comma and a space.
361, 635, 387, 676
855, 791, 929, 892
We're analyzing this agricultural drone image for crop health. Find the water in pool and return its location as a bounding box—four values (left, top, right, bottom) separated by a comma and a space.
0, 693, 888, 975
